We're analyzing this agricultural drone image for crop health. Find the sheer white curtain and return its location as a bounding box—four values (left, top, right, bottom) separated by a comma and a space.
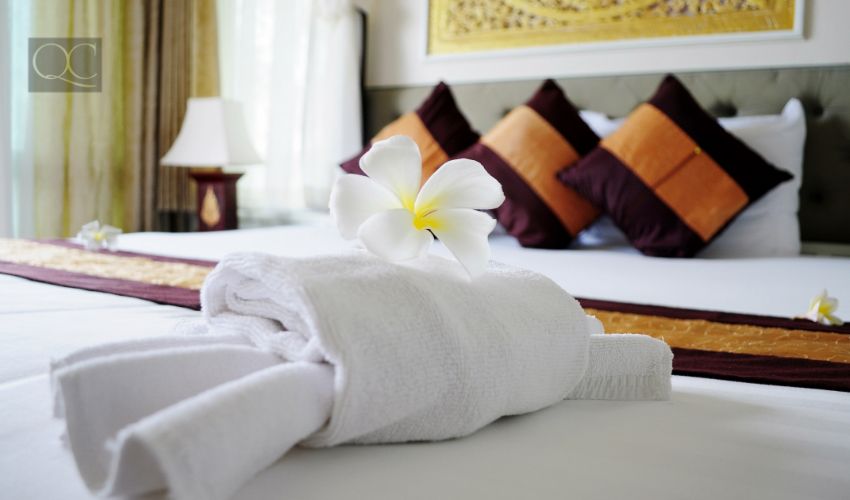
217, 0, 363, 220
0, 0, 10, 237
0, 0, 34, 237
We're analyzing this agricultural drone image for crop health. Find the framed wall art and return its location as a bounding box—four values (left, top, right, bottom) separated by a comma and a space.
427, 0, 804, 56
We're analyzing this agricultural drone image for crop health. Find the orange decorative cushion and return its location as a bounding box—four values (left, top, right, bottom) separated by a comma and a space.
456, 80, 600, 248
340, 82, 479, 184
559, 75, 793, 257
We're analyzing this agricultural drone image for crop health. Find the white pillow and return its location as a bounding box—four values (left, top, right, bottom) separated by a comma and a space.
575, 100, 806, 257
579, 109, 624, 139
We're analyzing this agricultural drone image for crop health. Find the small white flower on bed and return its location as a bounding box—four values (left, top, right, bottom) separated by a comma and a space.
801, 290, 843, 326
77, 220, 122, 251
329, 135, 504, 278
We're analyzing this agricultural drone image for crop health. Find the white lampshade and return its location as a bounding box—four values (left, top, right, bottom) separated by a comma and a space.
161, 98, 261, 167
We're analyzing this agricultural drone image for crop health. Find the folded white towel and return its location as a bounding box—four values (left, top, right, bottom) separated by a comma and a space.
567, 332, 672, 401
53, 341, 332, 499
53, 252, 671, 500
201, 251, 593, 446
53, 335, 669, 499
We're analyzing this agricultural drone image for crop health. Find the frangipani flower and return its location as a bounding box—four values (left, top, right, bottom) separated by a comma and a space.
800, 290, 843, 326
329, 135, 504, 278
77, 220, 122, 251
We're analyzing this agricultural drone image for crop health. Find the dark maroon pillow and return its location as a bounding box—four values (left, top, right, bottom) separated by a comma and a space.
455, 79, 600, 249
558, 75, 793, 257
340, 82, 478, 183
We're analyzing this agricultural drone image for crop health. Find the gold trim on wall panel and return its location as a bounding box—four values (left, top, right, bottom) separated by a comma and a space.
428, 0, 801, 55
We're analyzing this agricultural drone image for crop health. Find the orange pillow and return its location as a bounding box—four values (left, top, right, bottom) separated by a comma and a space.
559, 75, 793, 257
455, 80, 600, 248
340, 82, 479, 184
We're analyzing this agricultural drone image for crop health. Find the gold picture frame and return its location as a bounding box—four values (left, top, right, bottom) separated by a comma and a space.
428, 0, 803, 56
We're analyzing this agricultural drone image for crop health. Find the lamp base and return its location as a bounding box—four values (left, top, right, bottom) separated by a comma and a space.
189, 171, 243, 231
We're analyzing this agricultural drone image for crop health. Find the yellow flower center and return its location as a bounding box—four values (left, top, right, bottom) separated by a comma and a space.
402, 195, 442, 232
412, 208, 442, 231
818, 300, 835, 315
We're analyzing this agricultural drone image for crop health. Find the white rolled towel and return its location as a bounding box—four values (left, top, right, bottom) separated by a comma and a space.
201, 251, 594, 445
568, 330, 672, 401
52, 252, 671, 499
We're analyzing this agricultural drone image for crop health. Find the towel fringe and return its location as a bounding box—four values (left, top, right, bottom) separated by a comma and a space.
567, 372, 672, 401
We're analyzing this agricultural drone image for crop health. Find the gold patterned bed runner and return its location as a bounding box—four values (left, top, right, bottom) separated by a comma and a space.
0, 239, 211, 290
2, 238, 848, 391
587, 308, 850, 364
3, 238, 848, 364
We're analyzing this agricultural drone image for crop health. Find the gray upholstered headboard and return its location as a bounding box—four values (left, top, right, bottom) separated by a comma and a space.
365, 66, 850, 248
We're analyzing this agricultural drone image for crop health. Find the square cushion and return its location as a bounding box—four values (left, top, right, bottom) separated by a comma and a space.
340, 82, 479, 184
574, 99, 806, 257
456, 79, 600, 249
558, 75, 793, 257
699, 98, 805, 257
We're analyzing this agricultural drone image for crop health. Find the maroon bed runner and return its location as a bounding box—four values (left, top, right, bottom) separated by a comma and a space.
1, 239, 848, 392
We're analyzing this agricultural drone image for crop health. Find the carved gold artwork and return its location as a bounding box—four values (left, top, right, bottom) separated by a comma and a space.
428, 0, 800, 55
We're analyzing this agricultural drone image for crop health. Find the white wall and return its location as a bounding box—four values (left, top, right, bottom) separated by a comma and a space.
364, 0, 850, 88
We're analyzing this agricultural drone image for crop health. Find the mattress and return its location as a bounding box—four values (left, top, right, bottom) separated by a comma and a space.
2, 223, 849, 500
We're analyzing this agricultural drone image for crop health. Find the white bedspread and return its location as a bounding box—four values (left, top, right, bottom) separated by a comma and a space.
2, 223, 849, 500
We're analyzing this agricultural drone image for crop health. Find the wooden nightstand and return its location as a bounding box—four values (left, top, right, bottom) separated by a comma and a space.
191, 171, 243, 231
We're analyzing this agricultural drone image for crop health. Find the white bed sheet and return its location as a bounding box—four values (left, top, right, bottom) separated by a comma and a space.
2, 224, 849, 500
115, 223, 850, 317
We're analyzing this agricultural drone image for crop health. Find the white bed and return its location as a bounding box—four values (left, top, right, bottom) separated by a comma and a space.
2, 222, 849, 500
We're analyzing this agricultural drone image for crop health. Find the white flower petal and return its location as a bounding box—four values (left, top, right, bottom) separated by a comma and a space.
360, 135, 422, 207
426, 208, 497, 278
415, 158, 504, 213
822, 296, 838, 314
809, 290, 827, 311
329, 175, 403, 239
358, 209, 433, 261
825, 313, 844, 326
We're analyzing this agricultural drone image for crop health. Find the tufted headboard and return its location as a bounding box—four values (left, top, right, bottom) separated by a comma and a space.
365, 66, 850, 249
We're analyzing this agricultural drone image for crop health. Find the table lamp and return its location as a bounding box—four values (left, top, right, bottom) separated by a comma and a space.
161, 98, 261, 231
